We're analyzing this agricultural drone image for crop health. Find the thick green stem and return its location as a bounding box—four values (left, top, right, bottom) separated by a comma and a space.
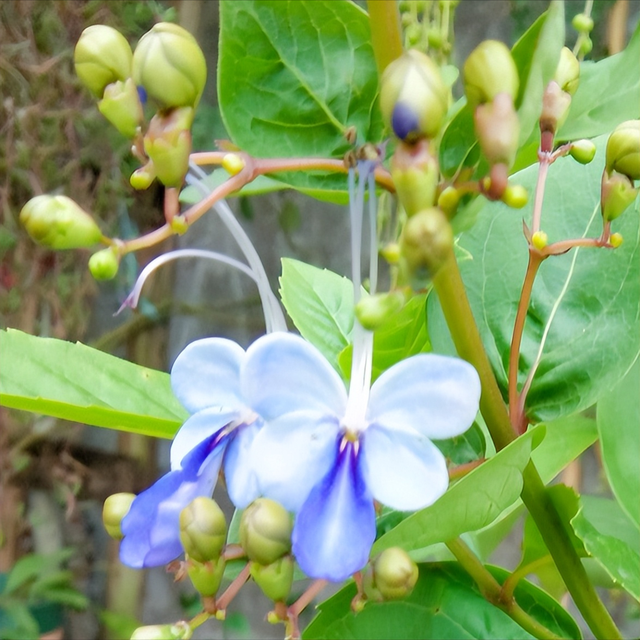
433, 251, 622, 640
367, 0, 403, 76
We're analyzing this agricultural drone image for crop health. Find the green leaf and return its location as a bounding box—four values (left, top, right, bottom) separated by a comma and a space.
303, 562, 580, 640
0, 602, 40, 640
337, 294, 431, 382
558, 22, 640, 142
433, 421, 486, 466
597, 358, 640, 528
430, 135, 640, 423
279, 259, 354, 373
372, 427, 541, 555
218, 1, 382, 195
438, 102, 479, 179
0, 329, 187, 438
571, 496, 640, 600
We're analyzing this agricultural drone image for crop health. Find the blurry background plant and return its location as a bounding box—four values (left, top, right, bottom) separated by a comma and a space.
1, 1, 638, 639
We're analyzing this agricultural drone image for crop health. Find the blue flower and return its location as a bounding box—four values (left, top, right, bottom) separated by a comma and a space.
243, 332, 481, 582
119, 337, 264, 568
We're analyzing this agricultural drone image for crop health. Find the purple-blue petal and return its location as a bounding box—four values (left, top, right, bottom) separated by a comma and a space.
119, 430, 227, 568
292, 439, 375, 582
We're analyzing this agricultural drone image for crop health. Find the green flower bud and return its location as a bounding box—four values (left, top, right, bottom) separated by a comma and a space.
540, 80, 572, 135
355, 291, 406, 331
239, 498, 292, 566
606, 120, 640, 180
579, 37, 593, 57
569, 139, 596, 165
130, 163, 157, 190
89, 247, 120, 281
144, 107, 194, 187
463, 40, 519, 108
250, 556, 294, 602
187, 557, 226, 597
102, 493, 135, 540
130, 622, 191, 640
20, 195, 103, 250
610, 232, 623, 248
531, 231, 548, 250
572, 13, 594, 33
554, 47, 580, 96
391, 139, 439, 215
74, 25, 132, 98
363, 548, 419, 602
501, 184, 528, 209
132, 22, 207, 109
437, 186, 460, 217
97, 78, 143, 138
179, 497, 227, 564
601, 171, 638, 222
380, 242, 401, 264
400, 207, 453, 279
380, 50, 448, 142
474, 92, 520, 167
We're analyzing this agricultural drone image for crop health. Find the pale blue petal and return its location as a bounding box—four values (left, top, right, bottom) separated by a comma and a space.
292, 440, 375, 582
223, 419, 263, 508
362, 424, 449, 511
242, 333, 347, 420
171, 338, 246, 413
120, 432, 226, 568
368, 354, 481, 439
250, 410, 340, 512
170, 407, 239, 470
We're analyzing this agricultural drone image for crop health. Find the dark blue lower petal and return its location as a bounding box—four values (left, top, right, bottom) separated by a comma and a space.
119, 429, 228, 568
292, 439, 375, 582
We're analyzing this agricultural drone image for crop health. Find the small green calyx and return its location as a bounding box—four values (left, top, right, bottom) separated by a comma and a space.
363, 547, 419, 602
570, 139, 596, 165
554, 47, 580, 96
102, 493, 135, 540
132, 22, 207, 110
74, 25, 132, 98
250, 556, 294, 602
463, 40, 519, 108
187, 557, 226, 597
98, 78, 143, 139
474, 92, 520, 168
540, 80, 572, 135
130, 621, 192, 640
391, 139, 439, 215
239, 498, 292, 566
501, 184, 528, 209
606, 120, 640, 181
601, 171, 638, 222
355, 291, 406, 331
20, 195, 103, 250
89, 247, 120, 281
380, 50, 448, 142
179, 497, 227, 564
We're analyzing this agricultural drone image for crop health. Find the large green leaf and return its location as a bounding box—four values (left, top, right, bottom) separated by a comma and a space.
372, 427, 541, 555
597, 358, 640, 528
430, 135, 640, 423
303, 562, 580, 640
558, 22, 640, 142
0, 329, 187, 438
571, 496, 640, 600
218, 0, 382, 196
279, 259, 354, 373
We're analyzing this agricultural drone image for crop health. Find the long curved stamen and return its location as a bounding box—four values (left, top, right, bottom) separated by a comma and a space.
116, 248, 260, 315
186, 164, 288, 333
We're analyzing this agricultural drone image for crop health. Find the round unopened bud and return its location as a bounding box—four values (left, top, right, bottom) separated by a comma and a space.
554, 47, 580, 96
400, 207, 453, 277
130, 621, 191, 640
74, 25, 132, 98
130, 163, 157, 190
579, 37, 593, 56
501, 184, 528, 209
187, 557, 226, 597
380, 242, 401, 264
570, 139, 596, 165
250, 556, 294, 602
179, 497, 227, 564
103, 493, 135, 540
89, 247, 120, 281
20, 195, 103, 250
572, 13, 594, 33
355, 291, 405, 331
98, 78, 143, 138
606, 120, 640, 180
531, 231, 548, 250
391, 139, 439, 214
132, 23, 207, 109
609, 232, 623, 248
380, 50, 448, 142
463, 40, 519, 108
363, 548, 419, 602
601, 171, 638, 221
474, 92, 520, 167
222, 153, 245, 176
239, 498, 292, 566
437, 186, 460, 217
